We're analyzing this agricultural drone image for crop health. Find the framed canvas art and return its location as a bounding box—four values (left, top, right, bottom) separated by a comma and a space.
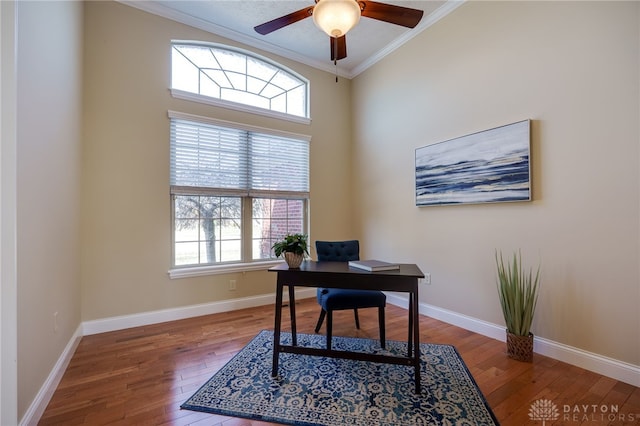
415, 120, 531, 206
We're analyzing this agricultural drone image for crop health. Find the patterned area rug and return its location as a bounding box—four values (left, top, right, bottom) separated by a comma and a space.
181, 330, 499, 426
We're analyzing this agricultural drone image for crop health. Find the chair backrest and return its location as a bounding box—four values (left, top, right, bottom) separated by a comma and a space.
315, 240, 360, 262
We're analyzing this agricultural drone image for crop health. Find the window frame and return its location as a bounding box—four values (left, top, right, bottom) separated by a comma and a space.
169, 196, 309, 279
170, 41, 311, 125
168, 111, 311, 279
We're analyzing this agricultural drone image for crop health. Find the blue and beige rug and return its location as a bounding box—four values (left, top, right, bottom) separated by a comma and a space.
181, 330, 499, 425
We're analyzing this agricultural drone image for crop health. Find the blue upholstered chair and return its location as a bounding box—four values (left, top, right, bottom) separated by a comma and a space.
314, 240, 386, 349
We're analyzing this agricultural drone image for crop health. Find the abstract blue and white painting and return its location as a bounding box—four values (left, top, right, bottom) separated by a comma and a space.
416, 120, 531, 206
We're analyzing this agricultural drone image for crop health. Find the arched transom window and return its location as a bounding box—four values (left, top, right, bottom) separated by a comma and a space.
171, 42, 309, 120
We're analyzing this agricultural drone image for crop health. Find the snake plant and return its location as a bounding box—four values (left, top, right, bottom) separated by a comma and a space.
496, 250, 540, 336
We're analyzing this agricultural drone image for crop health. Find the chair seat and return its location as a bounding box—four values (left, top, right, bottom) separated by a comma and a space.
313, 240, 386, 350
318, 289, 386, 311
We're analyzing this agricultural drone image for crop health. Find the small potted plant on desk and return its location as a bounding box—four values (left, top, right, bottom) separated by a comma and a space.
272, 233, 309, 269
496, 250, 540, 362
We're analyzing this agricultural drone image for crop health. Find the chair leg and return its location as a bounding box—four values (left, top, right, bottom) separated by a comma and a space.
326, 310, 333, 350
353, 308, 360, 329
378, 306, 386, 349
314, 310, 326, 333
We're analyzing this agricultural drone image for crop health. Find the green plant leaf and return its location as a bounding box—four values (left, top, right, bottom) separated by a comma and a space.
496, 250, 540, 336
272, 233, 309, 258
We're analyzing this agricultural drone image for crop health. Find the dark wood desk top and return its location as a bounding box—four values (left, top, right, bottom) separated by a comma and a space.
269, 260, 424, 292
270, 260, 423, 276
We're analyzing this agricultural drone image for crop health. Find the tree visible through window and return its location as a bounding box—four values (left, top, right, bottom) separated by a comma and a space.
174, 195, 242, 265
171, 42, 309, 119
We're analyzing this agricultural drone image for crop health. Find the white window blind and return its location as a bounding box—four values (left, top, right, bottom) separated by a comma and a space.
170, 115, 309, 197
249, 133, 309, 195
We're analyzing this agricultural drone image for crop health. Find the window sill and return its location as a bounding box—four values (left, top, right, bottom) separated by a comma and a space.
168, 260, 284, 279
170, 89, 311, 125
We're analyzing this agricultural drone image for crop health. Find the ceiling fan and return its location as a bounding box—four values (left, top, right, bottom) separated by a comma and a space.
254, 0, 424, 63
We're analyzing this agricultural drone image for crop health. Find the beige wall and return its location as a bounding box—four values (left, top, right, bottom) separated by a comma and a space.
352, 1, 639, 365
11, 0, 639, 420
81, 2, 353, 321
1, 1, 19, 423
16, 1, 83, 418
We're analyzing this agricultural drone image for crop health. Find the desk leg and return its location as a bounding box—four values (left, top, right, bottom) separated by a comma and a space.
288, 285, 297, 346
272, 281, 284, 377
411, 288, 421, 394
408, 292, 414, 358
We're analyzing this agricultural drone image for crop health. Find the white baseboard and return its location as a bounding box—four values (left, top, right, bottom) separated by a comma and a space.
19, 324, 83, 426
82, 288, 317, 336
385, 292, 640, 387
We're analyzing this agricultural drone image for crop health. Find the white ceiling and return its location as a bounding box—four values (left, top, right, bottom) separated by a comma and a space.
121, 0, 464, 78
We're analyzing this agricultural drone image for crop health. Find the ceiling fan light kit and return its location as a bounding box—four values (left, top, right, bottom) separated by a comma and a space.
312, 0, 361, 37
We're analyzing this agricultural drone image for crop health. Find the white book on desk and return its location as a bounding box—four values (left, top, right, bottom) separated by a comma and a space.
348, 259, 400, 272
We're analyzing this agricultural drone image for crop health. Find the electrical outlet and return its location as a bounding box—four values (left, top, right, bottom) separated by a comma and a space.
424, 273, 431, 285
229, 279, 237, 291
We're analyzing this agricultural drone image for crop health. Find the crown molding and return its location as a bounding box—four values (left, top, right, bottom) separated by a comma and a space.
350, 0, 466, 77
117, 1, 464, 79
117, 0, 350, 78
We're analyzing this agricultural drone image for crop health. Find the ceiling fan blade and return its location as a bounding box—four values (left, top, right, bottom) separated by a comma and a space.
330, 35, 347, 61
254, 6, 315, 35
360, 1, 424, 28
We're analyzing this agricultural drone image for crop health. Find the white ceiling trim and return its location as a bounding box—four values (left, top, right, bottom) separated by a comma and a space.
119, 0, 353, 78
350, 0, 466, 77
118, 0, 465, 80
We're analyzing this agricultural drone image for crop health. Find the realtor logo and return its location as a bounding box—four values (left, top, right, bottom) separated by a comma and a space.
529, 399, 560, 425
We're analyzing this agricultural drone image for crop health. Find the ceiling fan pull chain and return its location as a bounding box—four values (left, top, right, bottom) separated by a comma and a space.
334, 37, 338, 83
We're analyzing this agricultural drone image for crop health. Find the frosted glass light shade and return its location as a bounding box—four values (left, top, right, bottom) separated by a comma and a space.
312, 0, 361, 37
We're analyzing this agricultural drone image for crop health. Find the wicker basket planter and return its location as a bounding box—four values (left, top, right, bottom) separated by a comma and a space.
284, 252, 304, 269
506, 331, 534, 362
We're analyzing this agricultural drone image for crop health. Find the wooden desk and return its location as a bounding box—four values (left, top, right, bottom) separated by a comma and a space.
269, 260, 424, 393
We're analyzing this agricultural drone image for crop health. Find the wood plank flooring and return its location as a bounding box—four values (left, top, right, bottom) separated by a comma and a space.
39, 298, 640, 425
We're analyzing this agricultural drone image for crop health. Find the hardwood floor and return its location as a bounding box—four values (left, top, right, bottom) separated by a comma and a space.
40, 298, 639, 425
